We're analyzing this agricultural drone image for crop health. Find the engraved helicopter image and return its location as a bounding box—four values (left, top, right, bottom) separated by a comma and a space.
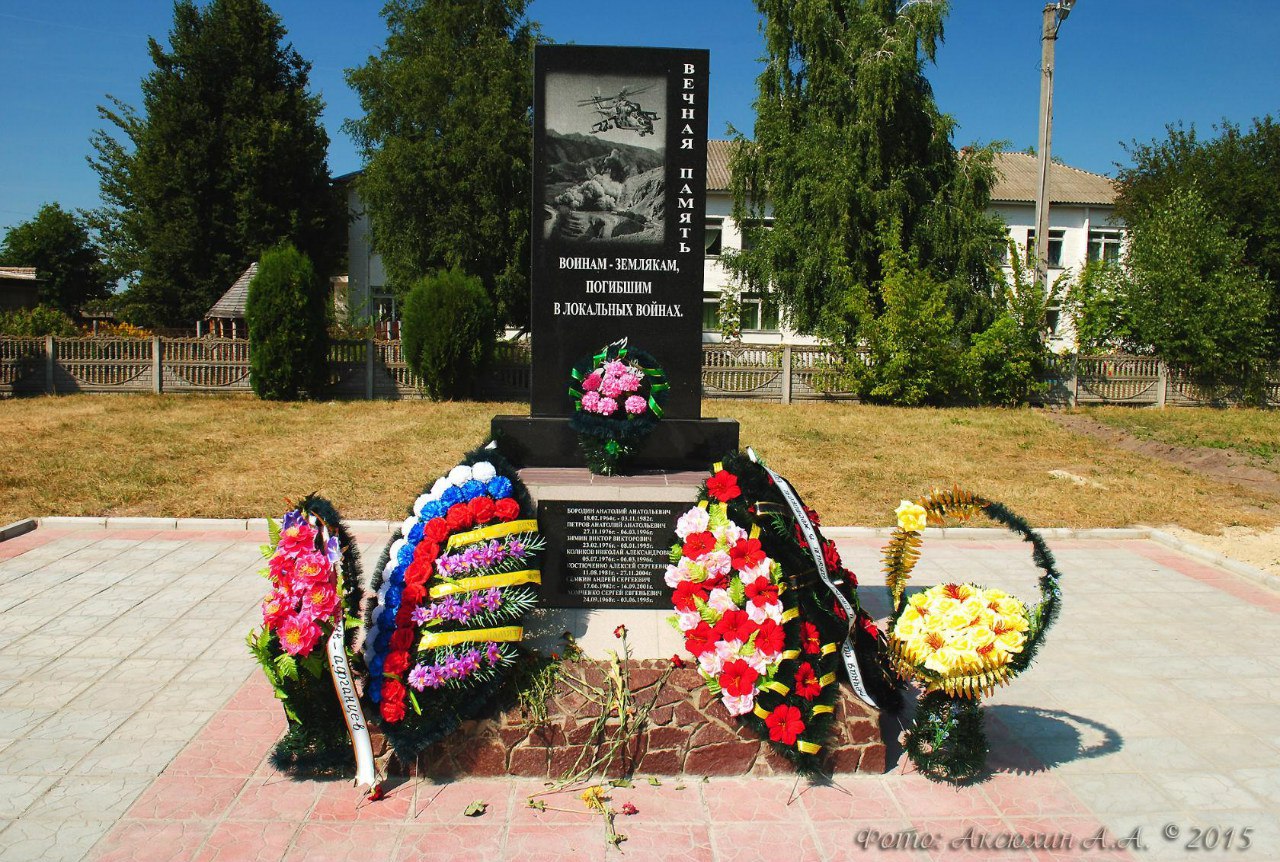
578, 84, 660, 137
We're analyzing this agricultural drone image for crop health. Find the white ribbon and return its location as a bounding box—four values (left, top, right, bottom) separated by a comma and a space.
316, 520, 376, 788
748, 449, 878, 709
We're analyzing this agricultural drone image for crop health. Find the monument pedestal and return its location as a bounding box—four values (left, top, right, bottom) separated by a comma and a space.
518, 466, 701, 659
492, 415, 739, 471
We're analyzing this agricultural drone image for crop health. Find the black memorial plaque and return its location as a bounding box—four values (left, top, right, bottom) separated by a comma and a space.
531, 45, 710, 420
537, 500, 684, 609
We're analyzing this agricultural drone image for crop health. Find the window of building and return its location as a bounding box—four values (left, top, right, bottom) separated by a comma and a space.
702, 293, 720, 331
740, 218, 774, 252
1088, 228, 1123, 264
1025, 228, 1065, 268
370, 293, 397, 321
741, 293, 780, 332
705, 218, 723, 257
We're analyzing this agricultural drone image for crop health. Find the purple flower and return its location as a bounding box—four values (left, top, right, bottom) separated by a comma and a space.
507, 539, 525, 559
407, 664, 430, 691
486, 642, 503, 665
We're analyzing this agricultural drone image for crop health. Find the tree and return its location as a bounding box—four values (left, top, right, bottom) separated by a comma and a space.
1124, 185, 1270, 382
345, 0, 537, 328
727, 0, 1006, 347
1116, 117, 1280, 356
88, 0, 341, 329
400, 268, 495, 400
246, 243, 328, 401
0, 204, 110, 314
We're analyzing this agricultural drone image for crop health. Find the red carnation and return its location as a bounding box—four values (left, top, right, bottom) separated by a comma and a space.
389, 629, 414, 652
744, 577, 779, 607
416, 541, 440, 564
671, 655, 686, 669
822, 540, 842, 572
469, 496, 496, 524
765, 704, 805, 745
402, 583, 426, 605
706, 470, 741, 502
832, 599, 848, 621
682, 531, 717, 560
714, 609, 756, 643
380, 680, 406, 723
858, 612, 880, 639
794, 662, 822, 701
729, 537, 766, 572
684, 621, 717, 657
672, 580, 711, 612
842, 567, 859, 588
424, 518, 450, 543
446, 503, 474, 532
754, 619, 785, 656
394, 605, 414, 627
494, 497, 521, 522
804, 505, 822, 526
404, 560, 431, 588
800, 622, 822, 655
383, 651, 410, 676
718, 659, 759, 697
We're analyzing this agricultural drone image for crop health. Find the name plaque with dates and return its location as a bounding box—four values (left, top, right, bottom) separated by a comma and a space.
537, 501, 683, 609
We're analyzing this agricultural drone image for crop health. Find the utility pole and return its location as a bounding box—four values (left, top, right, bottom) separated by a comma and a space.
1034, 0, 1075, 292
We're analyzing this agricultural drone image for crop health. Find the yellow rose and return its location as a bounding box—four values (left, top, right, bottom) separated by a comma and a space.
895, 500, 928, 533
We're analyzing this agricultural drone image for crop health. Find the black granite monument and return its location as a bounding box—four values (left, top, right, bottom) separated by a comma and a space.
492, 44, 738, 471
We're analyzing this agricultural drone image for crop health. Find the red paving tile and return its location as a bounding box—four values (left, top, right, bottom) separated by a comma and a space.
504, 824, 607, 862
281, 823, 403, 862
711, 820, 821, 862
392, 823, 505, 861
165, 738, 269, 777
126, 774, 248, 821
309, 777, 412, 823
978, 772, 1090, 818
887, 774, 1003, 820
616, 823, 714, 862
412, 778, 513, 823
812, 819, 926, 861
225, 774, 325, 821
912, 817, 1036, 862
701, 776, 812, 822
799, 779, 900, 821
1006, 817, 1137, 862
192, 821, 299, 862
93, 820, 216, 862
606, 782, 708, 824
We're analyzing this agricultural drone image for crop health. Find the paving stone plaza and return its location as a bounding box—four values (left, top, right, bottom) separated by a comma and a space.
0, 521, 1275, 861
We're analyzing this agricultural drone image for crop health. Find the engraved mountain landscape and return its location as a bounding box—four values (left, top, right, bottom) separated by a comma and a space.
543, 130, 666, 244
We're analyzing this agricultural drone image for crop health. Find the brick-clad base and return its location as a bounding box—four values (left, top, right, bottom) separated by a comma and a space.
369, 660, 885, 778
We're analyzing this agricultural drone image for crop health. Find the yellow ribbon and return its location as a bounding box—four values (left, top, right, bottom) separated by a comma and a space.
821, 643, 838, 656
446, 520, 538, 550
780, 649, 800, 661
418, 625, 523, 651
796, 740, 822, 755
699, 500, 708, 510
429, 570, 541, 599
753, 704, 772, 721
811, 704, 834, 716
764, 681, 790, 696
749, 524, 760, 539
781, 607, 799, 623
713, 462, 723, 473
819, 672, 837, 688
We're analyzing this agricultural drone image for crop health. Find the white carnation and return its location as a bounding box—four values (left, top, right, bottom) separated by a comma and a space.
430, 477, 451, 498
471, 461, 497, 483
448, 464, 473, 486
412, 495, 431, 518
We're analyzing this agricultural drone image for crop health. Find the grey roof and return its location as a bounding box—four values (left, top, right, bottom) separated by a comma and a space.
706, 144, 1115, 205
991, 151, 1117, 206
205, 263, 256, 320
0, 267, 41, 281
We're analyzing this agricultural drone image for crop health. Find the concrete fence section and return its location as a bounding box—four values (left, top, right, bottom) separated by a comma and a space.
3, 336, 1277, 406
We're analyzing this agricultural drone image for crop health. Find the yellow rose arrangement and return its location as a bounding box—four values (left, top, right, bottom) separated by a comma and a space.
881, 488, 1062, 783
888, 583, 1029, 697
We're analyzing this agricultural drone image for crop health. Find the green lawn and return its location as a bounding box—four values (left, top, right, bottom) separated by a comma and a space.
1084, 406, 1280, 461
1, 394, 1276, 531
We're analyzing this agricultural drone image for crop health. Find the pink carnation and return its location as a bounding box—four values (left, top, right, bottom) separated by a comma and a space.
624, 395, 647, 414
596, 396, 619, 416
278, 614, 322, 656
581, 390, 601, 412
582, 371, 602, 392
620, 370, 642, 393
600, 377, 623, 398
604, 359, 627, 378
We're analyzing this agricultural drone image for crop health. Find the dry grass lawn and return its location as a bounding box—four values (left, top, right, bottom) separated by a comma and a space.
2, 394, 1276, 530
1084, 405, 1280, 462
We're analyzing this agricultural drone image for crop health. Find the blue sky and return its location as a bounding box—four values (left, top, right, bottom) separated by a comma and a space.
2, 0, 1279, 234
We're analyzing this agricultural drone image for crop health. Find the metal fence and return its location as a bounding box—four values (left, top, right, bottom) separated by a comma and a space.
2, 336, 1276, 406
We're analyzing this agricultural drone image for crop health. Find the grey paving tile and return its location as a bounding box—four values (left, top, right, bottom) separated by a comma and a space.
0, 775, 58, 818
68, 737, 188, 777
0, 815, 115, 862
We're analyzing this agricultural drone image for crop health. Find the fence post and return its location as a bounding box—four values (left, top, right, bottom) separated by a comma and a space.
1068, 354, 1078, 408
152, 336, 163, 394
780, 345, 792, 404
1156, 360, 1167, 408
365, 337, 375, 400
45, 336, 55, 394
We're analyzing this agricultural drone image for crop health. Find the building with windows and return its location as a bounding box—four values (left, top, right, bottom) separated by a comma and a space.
337, 145, 1121, 350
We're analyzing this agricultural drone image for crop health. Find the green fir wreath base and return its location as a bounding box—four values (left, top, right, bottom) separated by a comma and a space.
904, 690, 989, 784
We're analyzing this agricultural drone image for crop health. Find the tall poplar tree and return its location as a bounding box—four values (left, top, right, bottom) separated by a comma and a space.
88, 0, 340, 329
345, 0, 537, 328
727, 0, 1005, 345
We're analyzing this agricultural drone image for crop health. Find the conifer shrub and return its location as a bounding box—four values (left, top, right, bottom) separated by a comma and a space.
246, 243, 328, 401
401, 268, 495, 400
